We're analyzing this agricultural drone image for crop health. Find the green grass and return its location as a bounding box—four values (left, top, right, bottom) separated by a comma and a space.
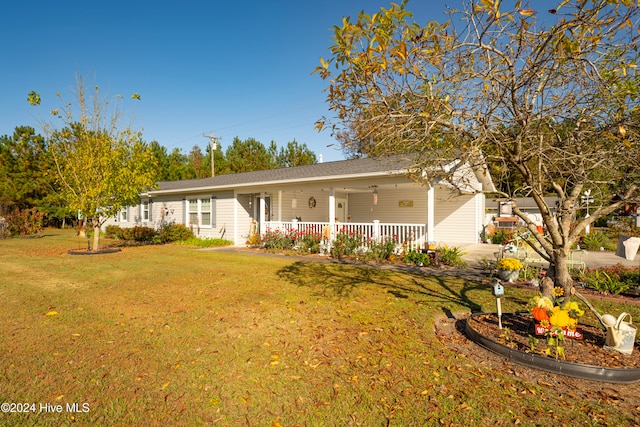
175, 236, 234, 247
0, 229, 639, 426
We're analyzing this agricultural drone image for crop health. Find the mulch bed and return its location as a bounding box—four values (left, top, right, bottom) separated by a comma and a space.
467, 312, 640, 369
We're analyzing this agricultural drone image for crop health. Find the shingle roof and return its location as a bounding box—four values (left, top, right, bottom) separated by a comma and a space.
150, 155, 414, 195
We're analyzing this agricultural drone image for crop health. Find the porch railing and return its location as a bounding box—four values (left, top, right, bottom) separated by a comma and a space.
264, 220, 428, 251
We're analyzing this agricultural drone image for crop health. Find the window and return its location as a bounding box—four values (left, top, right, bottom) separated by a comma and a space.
201, 199, 211, 226
189, 199, 198, 225
142, 201, 149, 221
187, 197, 216, 228
119, 208, 128, 222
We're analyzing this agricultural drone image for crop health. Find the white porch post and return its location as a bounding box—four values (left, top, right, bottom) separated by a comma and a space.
328, 187, 336, 243
328, 187, 336, 223
427, 184, 435, 245
277, 190, 283, 222
259, 192, 266, 234
233, 191, 239, 245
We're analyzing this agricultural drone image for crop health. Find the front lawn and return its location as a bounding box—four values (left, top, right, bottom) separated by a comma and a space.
0, 229, 639, 425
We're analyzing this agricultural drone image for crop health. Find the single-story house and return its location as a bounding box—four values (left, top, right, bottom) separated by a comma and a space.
104, 155, 495, 248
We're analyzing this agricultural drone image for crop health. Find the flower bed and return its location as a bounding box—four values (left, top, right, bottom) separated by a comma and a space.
465, 312, 640, 383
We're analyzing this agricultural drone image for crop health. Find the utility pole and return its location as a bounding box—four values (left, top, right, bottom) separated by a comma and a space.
203, 133, 221, 177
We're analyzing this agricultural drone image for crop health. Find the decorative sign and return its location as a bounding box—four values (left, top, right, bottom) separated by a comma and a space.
399, 200, 413, 207
534, 324, 583, 339
308, 197, 316, 208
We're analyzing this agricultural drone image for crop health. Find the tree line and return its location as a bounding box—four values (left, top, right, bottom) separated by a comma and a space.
0, 125, 317, 227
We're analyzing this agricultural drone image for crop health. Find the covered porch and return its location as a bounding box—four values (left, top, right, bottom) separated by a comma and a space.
240, 177, 440, 250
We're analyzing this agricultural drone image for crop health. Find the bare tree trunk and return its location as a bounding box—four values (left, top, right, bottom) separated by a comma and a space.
546, 250, 574, 299
92, 219, 101, 252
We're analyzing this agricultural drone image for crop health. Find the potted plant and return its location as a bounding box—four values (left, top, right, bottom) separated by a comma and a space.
496, 257, 523, 283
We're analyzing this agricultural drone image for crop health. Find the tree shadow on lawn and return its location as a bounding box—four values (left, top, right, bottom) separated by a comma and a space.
277, 260, 530, 315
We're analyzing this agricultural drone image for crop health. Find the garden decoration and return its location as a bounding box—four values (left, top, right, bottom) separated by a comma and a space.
496, 257, 522, 283
603, 313, 637, 355
530, 287, 585, 339
571, 288, 637, 355
491, 279, 505, 329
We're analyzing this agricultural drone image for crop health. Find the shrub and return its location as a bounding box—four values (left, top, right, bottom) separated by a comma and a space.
582, 231, 608, 251
438, 245, 467, 267
123, 226, 157, 242
104, 225, 125, 239
157, 223, 195, 243
330, 230, 364, 260
491, 229, 514, 245
402, 250, 432, 266
261, 228, 296, 251
579, 264, 638, 295
297, 231, 322, 254
366, 236, 399, 261
3, 207, 46, 237
608, 217, 639, 239
178, 237, 233, 247
247, 233, 261, 246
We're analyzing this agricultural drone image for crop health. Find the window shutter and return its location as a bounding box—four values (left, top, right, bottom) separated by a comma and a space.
211, 196, 217, 228
183, 199, 188, 225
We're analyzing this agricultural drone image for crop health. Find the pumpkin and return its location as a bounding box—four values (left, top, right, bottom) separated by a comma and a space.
564, 301, 585, 318
549, 307, 571, 328
534, 296, 554, 310
532, 306, 550, 322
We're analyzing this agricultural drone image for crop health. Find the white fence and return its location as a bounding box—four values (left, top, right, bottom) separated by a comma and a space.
264, 220, 428, 251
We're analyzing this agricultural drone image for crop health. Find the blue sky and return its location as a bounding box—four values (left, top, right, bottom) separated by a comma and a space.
1, 1, 443, 162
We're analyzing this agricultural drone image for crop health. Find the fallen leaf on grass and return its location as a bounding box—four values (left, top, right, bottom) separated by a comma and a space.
45, 311, 59, 316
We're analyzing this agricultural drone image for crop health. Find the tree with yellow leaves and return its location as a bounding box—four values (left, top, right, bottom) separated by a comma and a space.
316, 0, 640, 297
29, 76, 157, 251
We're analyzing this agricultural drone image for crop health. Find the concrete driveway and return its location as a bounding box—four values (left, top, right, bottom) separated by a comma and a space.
458, 243, 639, 270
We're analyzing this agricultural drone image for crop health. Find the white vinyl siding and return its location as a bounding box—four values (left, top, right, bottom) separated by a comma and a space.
347, 188, 427, 224
433, 191, 477, 244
